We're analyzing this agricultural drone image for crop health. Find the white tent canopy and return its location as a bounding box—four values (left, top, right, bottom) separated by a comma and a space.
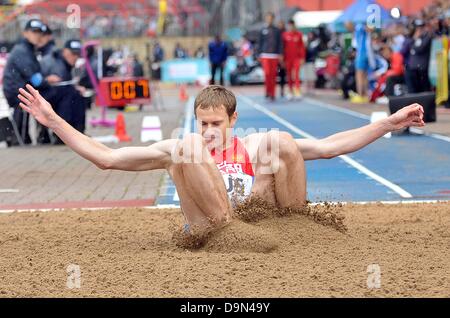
293, 10, 343, 28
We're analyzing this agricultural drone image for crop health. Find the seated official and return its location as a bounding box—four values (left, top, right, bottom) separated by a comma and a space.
40, 39, 86, 138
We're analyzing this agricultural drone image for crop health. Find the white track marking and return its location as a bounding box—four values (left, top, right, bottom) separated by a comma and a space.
0, 189, 19, 193
238, 95, 413, 199
304, 97, 450, 143
303, 97, 371, 120
308, 199, 449, 206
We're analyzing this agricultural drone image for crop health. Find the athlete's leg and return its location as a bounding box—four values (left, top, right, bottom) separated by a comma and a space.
268, 59, 278, 98
251, 131, 307, 209
168, 133, 232, 232
261, 58, 271, 97
293, 59, 301, 91
285, 60, 294, 93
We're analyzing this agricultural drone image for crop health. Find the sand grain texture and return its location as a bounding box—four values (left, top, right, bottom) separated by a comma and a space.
0, 202, 449, 297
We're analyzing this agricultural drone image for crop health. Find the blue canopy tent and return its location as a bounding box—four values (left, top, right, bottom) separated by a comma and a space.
333, 0, 393, 32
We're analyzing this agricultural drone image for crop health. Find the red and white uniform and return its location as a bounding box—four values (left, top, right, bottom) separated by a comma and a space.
282, 30, 305, 91
210, 137, 254, 204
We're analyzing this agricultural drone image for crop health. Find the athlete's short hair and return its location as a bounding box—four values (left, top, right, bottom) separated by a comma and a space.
194, 85, 237, 118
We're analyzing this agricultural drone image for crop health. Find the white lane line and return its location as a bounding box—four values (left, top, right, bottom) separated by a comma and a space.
304, 97, 450, 143
238, 95, 413, 199
0, 189, 19, 193
309, 199, 449, 206
303, 97, 370, 120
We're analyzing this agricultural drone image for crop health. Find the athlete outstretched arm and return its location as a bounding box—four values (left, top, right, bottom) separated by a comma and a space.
297, 104, 425, 161
18, 84, 232, 230
18, 84, 176, 171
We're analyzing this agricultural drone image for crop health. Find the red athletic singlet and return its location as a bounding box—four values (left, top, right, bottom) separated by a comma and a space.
210, 137, 254, 203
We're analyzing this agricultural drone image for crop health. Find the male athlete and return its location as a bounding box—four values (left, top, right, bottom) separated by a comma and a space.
17, 84, 424, 233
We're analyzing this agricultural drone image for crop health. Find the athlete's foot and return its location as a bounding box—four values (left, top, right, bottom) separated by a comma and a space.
173, 217, 232, 250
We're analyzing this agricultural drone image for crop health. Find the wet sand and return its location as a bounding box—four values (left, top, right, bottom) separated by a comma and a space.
0, 202, 449, 297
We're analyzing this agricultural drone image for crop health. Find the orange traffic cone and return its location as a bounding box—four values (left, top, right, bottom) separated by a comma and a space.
179, 84, 188, 102
115, 113, 132, 142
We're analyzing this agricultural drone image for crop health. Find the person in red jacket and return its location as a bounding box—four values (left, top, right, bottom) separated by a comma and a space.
282, 19, 305, 99
370, 45, 405, 102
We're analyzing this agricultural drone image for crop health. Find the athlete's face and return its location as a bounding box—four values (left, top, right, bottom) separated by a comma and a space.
196, 105, 237, 151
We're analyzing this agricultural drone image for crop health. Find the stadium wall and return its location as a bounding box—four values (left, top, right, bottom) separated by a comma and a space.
99, 36, 211, 65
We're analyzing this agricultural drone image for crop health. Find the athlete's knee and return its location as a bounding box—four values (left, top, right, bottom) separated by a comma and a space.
264, 130, 299, 161
279, 132, 300, 161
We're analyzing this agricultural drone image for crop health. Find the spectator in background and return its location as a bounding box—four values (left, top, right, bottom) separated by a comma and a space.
340, 48, 357, 100
446, 10, 450, 35
368, 47, 389, 91
277, 21, 287, 99
405, 19, 432, 94
153, 41, 165, 62
400, 23, 415, 70
132, 54, 144, 77
282, 19, 305, 99
390, 23, 406, 53
195, 46, 206, 59
38, 24, 55, 58
240, 36, 253, 58
78, 45, 97, 110
303, 31, 319, 94
376, 45, 405, 99
208, 34, 228, 86
370, 45, 404, 102
348, 22, 374, 104
151, 41, 164, 80
2, 19, 60, 146
40, 39, 86, 139
316, 24, 331, 52
174, 43, 187, 59
258, 12, 282, 101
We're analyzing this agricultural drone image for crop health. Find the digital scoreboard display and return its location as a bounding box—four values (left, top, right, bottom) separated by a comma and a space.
97, 77, 151, 107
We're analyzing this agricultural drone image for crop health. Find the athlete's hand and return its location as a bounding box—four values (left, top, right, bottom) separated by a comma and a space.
18, 84, 59, 129
386, 103, 425, 131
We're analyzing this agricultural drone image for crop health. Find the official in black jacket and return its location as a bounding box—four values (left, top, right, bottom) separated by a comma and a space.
405, 19, 433, 93
40, 39, 86, 135
258, 12, 283, 101
38, 24, 56, 58
2, 19, 60, 144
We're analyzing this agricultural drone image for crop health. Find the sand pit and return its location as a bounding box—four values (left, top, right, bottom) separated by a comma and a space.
0, 202, 449, 297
